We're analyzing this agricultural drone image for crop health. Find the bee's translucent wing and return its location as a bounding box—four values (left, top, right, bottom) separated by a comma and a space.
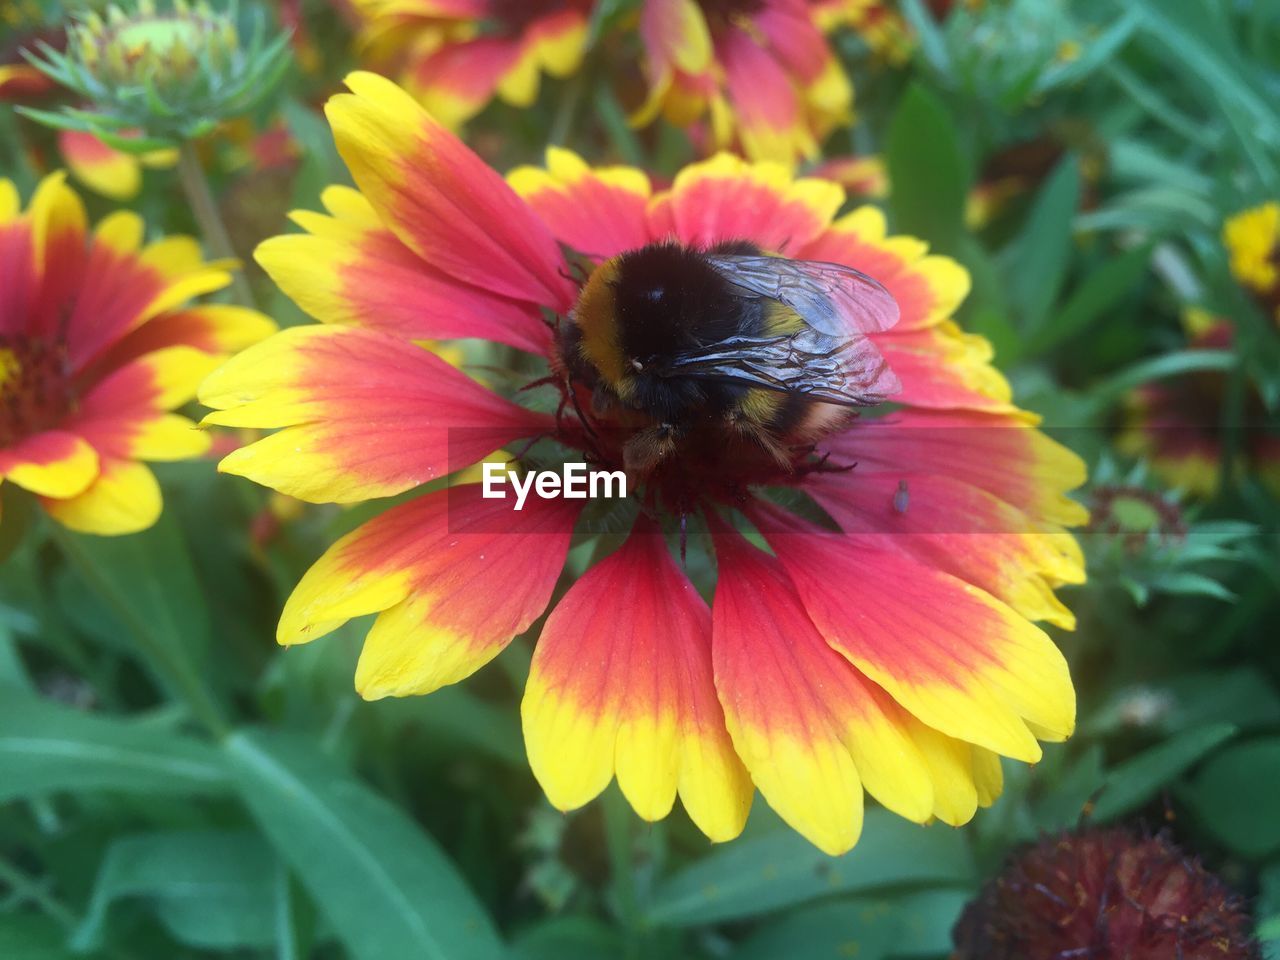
703, 254, 900, 337
660, 329, 901, 407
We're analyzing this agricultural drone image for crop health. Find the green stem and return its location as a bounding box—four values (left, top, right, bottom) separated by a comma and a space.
176, 141, 257, 309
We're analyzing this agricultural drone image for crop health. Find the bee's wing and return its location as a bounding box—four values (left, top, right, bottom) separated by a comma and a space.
703, 254, 900, 337
660, 330, 900, 407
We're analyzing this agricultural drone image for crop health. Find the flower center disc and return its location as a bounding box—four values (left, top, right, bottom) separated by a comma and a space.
0, 336, 75, 448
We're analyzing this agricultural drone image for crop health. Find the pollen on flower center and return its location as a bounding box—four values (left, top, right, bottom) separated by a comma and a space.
0, 335, 75, 448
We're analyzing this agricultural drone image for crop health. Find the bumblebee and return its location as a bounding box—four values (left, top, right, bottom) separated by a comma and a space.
557, 240, 901, 475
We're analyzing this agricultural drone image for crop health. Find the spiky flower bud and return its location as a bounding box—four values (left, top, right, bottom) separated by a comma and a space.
20, 0, 290, 148
953, 828, 1261, 960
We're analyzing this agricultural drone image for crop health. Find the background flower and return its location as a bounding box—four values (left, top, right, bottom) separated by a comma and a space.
0, 173, 273, 534
201, 73, 1082, 856
349, 0, 592, 129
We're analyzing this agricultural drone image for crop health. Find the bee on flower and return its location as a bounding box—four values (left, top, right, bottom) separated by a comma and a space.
201, 73, 1086, 855
0, 174, 274, 534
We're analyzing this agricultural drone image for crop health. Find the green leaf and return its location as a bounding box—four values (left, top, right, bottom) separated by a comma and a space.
1162, 669, 1280, 734
0, 695, 229, 802
511, 918, 624, 960
898, 0, 951, 75
1091, 723, 1237, 822
645, 810, 974, 927
887, 83, 969, 253
225, 729, 505, 960
1034, 11, 1140, 94
73, 830, 277, 951
53, 514, 227, 735
1025, 242, 1153, 355
1006, 156, 1081, 335
734, 890, 968, 960
1034, 744, 1105, 831
0, 915, 91, 960
1184, 739, 1280, 859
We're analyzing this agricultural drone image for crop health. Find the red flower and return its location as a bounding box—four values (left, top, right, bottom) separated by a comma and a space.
202, 74, 1086, 854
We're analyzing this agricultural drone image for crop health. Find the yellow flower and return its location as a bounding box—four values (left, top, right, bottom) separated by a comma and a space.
1223, 202, 1280, 321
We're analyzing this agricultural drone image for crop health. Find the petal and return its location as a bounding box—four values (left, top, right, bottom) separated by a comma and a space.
409, 36, 524, 128
653, 153, 843, 252
0, 431, 99, 498
641, 0, 713, 77
278, 485, 575, 698
527, 9, 588, 78
711, 523, 936, 855
756, 505, 1076, 764
200, 325, 551, 503
807, 470, 1084, 629
522, 521, 752, 842
41, 456, 161, 535
801, 206, 971, 331
70, 346, 220, 459
825, 410, 1090, 528
873, 322, 1017, 413
257, 186, 549, 354
508, 148, 654, 260
718, 25, 814, 164
753, 2, 835, 88
326, 71, 576, 310
59, 131, 142, 201
0, 187, 36, 334
102, 304, 277, 367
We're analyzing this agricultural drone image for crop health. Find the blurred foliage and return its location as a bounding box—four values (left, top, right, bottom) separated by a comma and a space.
3, 0, 1280, 958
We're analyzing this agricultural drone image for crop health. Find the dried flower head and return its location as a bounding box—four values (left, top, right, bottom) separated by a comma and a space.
953, 827, 1261, 960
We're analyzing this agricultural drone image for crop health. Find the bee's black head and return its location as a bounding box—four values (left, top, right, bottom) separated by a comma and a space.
609, 241, 754, 371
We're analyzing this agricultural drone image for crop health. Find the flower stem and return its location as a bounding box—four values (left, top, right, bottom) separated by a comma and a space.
176, 141, 257, 309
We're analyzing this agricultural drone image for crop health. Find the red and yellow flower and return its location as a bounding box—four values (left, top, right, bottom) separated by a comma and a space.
635, 0, 856, 164
1118, 310, 1280, 498
202, 73, 1085, 855
1223, 201, 1280, 324
0, 173, 274, 534
349, 0, 592, 129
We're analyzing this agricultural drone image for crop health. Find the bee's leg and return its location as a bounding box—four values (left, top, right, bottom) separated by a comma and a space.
519, 374, 559, 394
623, 422, 680, 476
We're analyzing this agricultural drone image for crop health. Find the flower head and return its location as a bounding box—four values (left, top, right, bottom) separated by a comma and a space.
202, 73, 1086, 855
0, 173, 274, 534
1117, 311, 1280, 498
635, 0, 856, 163
953, 827, 1261, 960
1223, 201, 1280, 323
350, 0, 591, 129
